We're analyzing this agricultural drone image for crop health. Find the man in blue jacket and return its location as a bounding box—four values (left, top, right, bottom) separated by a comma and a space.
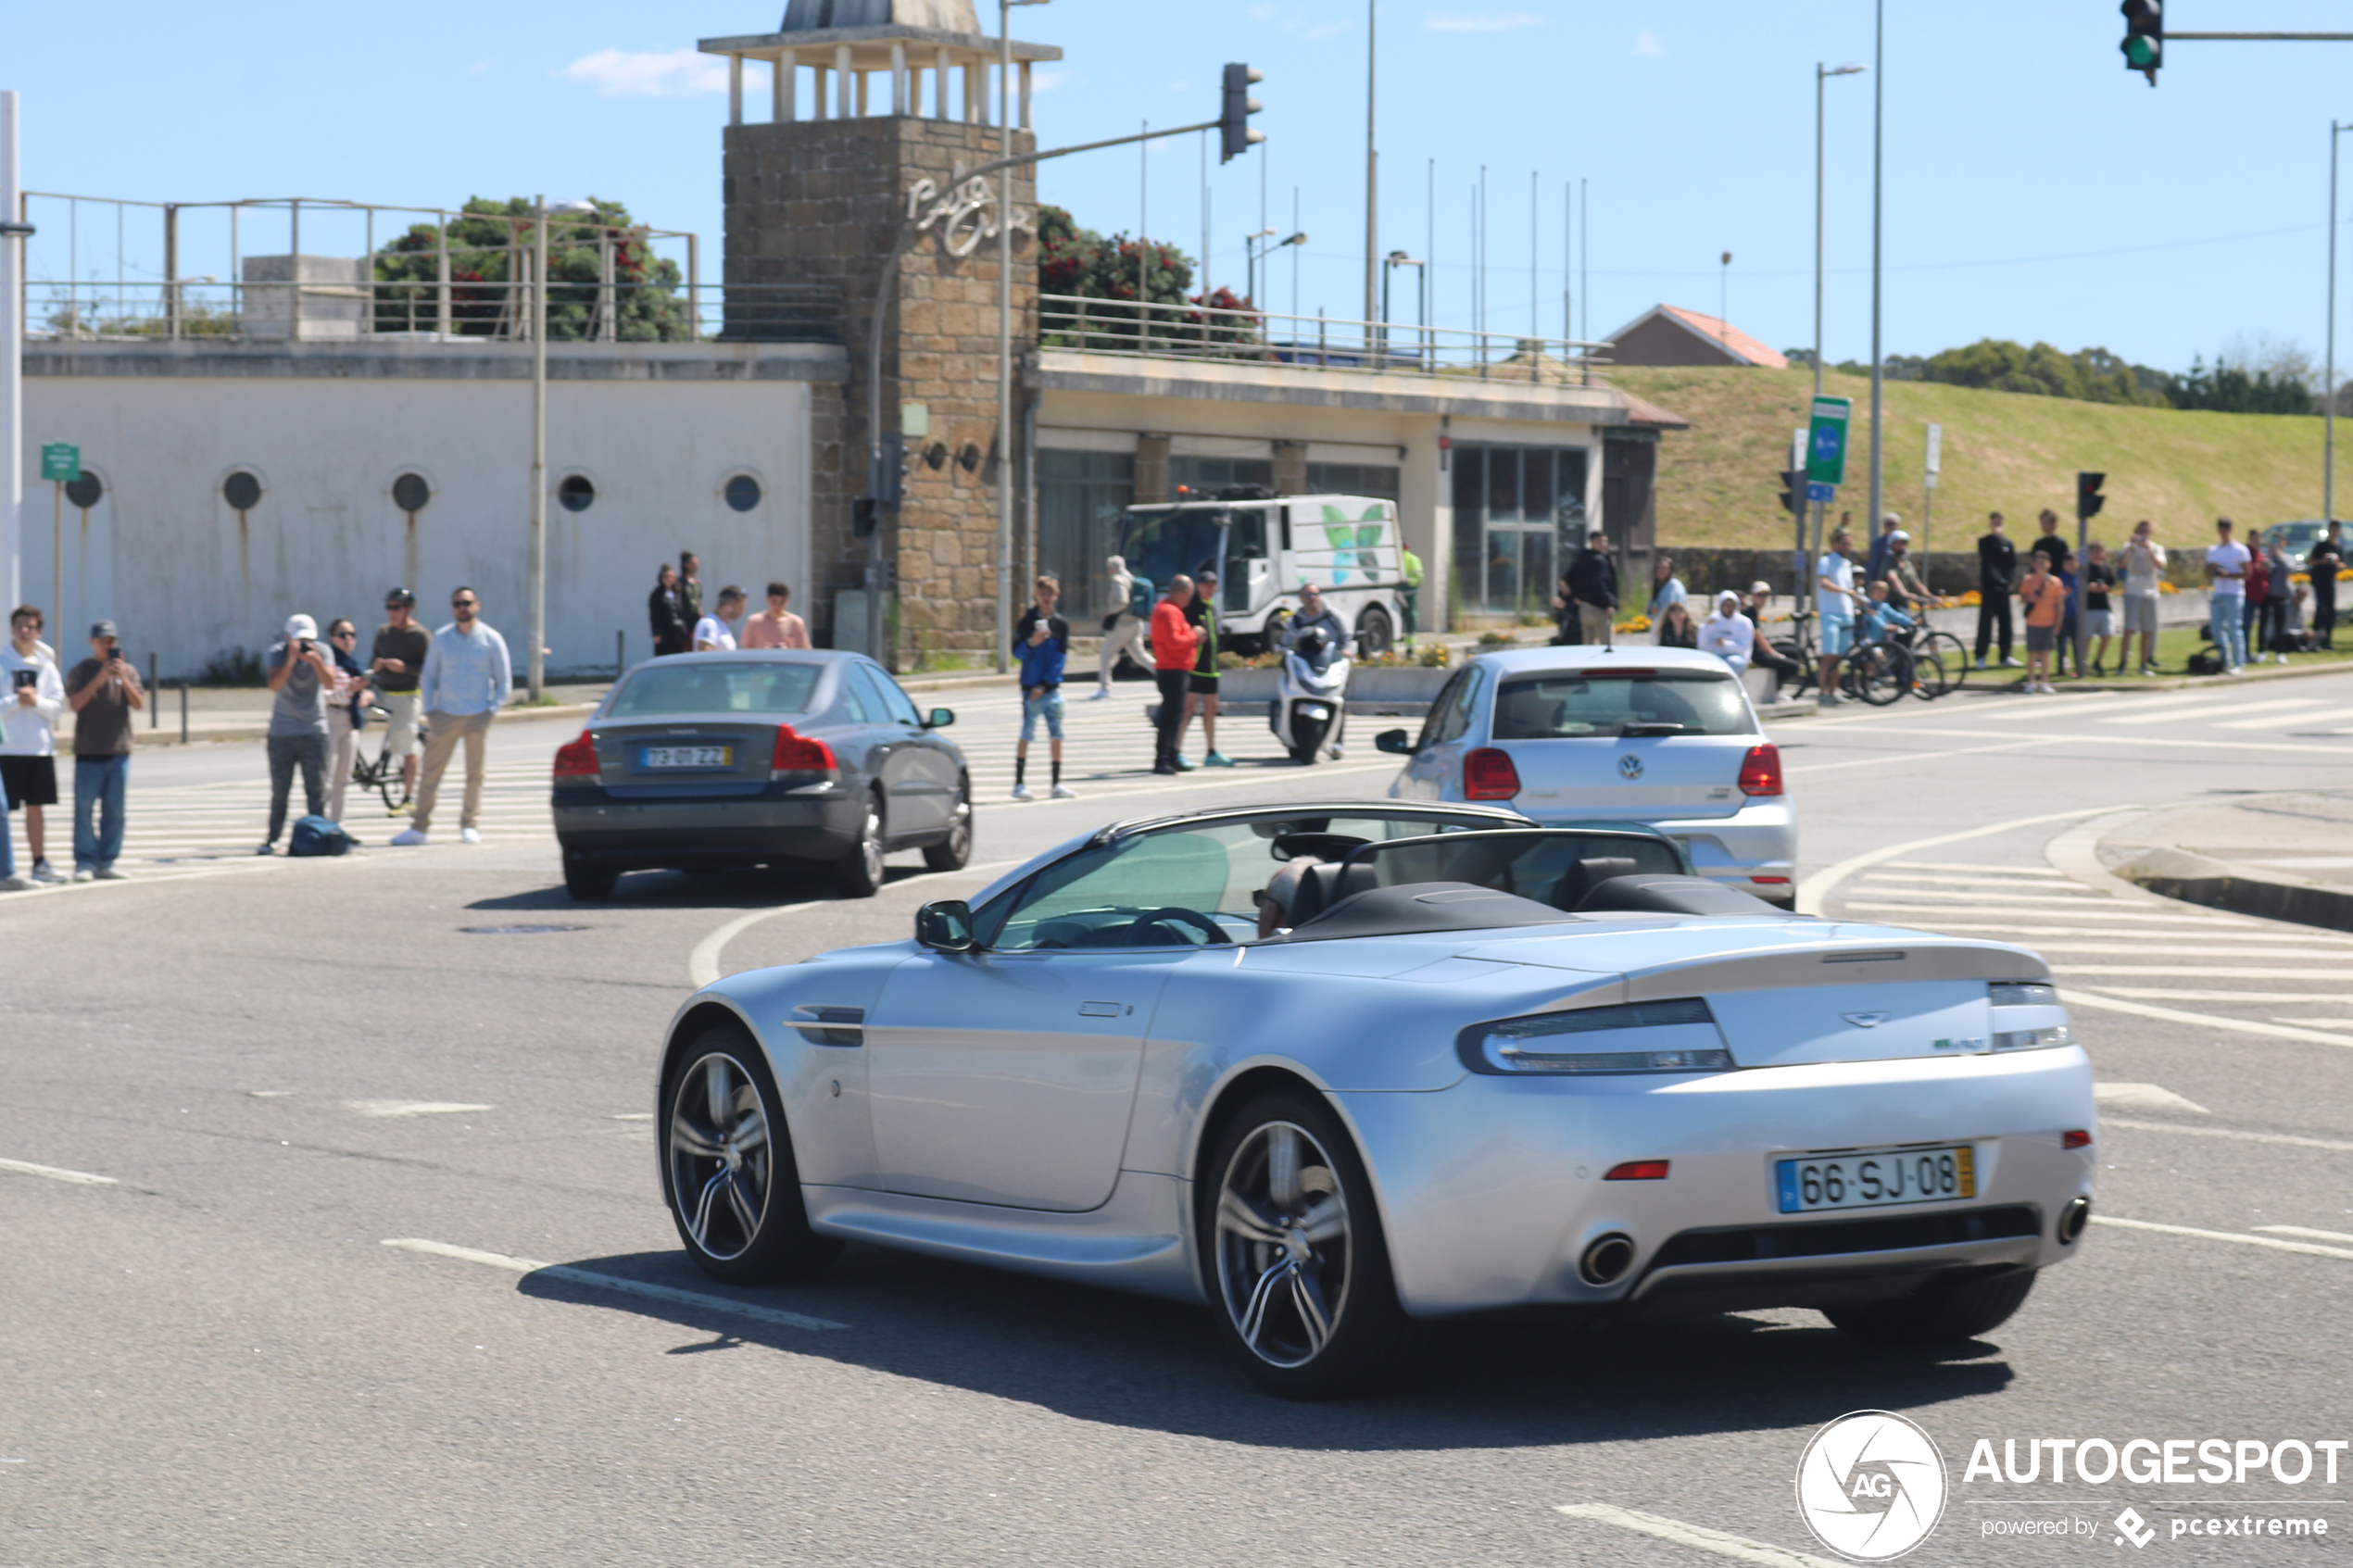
390, 585, 512, 847
1012, 575, 1074, 800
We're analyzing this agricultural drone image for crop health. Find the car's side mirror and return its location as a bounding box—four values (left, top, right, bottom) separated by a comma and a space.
916, 899, 976, 952
925, 708, 956, 729
1375, 728, 1416, 756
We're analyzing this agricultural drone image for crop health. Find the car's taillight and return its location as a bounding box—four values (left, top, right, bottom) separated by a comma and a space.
1604, 1160, 1671, 1181
1737, 743, 1783, 797
552, 732, 600, 783
771, 724, 838, 776
1464, 746, 1521, 800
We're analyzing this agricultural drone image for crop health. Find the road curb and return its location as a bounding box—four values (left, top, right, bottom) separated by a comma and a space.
2108, 843, 2353, 934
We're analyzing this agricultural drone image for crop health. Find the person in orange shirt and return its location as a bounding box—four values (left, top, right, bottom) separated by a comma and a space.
2019, 548, 2067, 695
738, 581, 812, 649
1150, 575, 1198, 775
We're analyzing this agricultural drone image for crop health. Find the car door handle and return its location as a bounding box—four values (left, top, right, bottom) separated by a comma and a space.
1077, 1001, 1125, 1017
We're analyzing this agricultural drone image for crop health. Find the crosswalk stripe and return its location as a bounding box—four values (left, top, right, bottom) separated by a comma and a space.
2214, 705, 2353, 731
1880, 860, 2072, 877
2100, 696, 2326, 726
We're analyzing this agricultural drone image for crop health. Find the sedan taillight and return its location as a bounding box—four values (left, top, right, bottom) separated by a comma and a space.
771, 724, 839, 778
552, 732, 600, 783
1464, 746, 1521, 800
1737, 743, 1783, 797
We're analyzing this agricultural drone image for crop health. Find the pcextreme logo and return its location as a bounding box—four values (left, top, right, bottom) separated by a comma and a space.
1795, 1411, 1948, 1562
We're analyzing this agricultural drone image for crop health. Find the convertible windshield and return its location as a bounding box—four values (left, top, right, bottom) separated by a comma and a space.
1492, 670, 1751, 739
607, 661, 823, 719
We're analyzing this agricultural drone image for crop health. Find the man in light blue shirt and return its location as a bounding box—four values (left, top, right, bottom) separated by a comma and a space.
391, 586, 511, 847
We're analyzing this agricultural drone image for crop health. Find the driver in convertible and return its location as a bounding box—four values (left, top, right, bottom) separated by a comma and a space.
1253, 855, 1322, 939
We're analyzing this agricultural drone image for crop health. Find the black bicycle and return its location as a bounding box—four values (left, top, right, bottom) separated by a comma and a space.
351, 703, 427, 812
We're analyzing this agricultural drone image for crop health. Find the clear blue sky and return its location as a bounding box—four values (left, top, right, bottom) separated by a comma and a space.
14, 1, 2353, 374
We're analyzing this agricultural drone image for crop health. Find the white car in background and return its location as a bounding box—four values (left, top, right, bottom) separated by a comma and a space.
1378, 646, 1798, 908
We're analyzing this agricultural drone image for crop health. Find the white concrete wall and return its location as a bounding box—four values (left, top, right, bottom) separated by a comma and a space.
19, 364, 817, 679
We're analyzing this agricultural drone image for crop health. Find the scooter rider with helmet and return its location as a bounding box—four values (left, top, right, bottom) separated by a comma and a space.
1282, 582, 1348, 659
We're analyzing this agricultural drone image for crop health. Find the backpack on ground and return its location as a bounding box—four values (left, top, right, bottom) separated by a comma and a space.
289, 814, 354, 857
2184, 649, 2225, 676
1126, 575, 1155, 621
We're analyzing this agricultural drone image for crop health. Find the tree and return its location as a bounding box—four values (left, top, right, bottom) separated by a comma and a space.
1036, 204, 1258, 350
372, 197, 693, 341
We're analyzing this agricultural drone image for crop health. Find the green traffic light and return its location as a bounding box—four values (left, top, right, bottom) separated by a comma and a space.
2124, 36, 2158, 67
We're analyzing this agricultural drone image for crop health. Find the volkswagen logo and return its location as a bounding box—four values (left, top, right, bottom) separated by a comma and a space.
1842, 1011, 1893, 1029
1617, 753, 1644, 781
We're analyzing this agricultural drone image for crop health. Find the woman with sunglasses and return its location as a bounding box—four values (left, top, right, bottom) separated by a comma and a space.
323, 619, 372, 828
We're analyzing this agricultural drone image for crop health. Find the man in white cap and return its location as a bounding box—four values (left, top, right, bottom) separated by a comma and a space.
258, 613, 337, 854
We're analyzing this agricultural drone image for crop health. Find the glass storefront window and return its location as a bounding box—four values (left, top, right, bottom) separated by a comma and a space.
1451, 443, 1591, 618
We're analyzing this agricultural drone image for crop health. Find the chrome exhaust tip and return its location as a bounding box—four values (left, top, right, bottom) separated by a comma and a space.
1579, 1233, 1638, 1286
2057, 1196, 2091, 1245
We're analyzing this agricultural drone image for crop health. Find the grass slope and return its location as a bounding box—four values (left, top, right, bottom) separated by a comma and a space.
1609, 365, 2335, 552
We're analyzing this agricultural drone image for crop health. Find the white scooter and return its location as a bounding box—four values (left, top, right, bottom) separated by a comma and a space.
1272, 631, 1352, 765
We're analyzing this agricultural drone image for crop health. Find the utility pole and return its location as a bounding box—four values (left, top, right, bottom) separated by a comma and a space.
0, 93, 24, 615
1363, 0, 1378, 332
2331, 120, 2353, 522
1866, 0, 1886, 553
529, 195, 548, 703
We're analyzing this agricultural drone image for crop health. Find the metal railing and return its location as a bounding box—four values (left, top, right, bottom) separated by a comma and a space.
1038, 293, 1611, 383
15, 191, 837, 347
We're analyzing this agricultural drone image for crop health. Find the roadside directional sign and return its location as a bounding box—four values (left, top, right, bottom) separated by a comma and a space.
1804, 397, 1851, 486
40, 442, 80, 483
1806, 482, 1835, 504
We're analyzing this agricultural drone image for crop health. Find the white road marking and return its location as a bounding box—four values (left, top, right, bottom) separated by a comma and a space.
0, 1157, 118, 1185
2093, 1215, 2353, 1263
609, 1112, 654, 1121
2104, 1117, 2353, 1155
1856, 871, 2080, 888
1882, 859, 2073, 877
685, 857, 1032, 987
380, 1239, 848, 1330
347, 1101, 494, 1118
1919, 922, 2310, 943
1839, 891, 2137, 910
2096, 1082, 2211, 1115
2102, 696, 2328, 726
2272, 1018, 2353, 1031
2063, 985, 2353, 1044
1795, 804, 2139, 913
1978, 942, 2353, 959
2260, 1224, 2353, 1245
2095, 985, 2353, 1002
2215, 704, 2353, 731
1783, 736, 2062, 777
1554, 1503, 1843, 1568
2060, 965, 2353, 984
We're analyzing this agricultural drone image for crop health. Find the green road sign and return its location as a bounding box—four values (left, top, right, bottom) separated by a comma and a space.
1803, 398, 1851, 486
40, 443, 80, 483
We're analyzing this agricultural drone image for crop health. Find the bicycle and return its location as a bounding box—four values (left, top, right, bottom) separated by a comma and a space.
1845, 637, 1916, 706
1885, 620, 1962, 700
351, 703, 427, 813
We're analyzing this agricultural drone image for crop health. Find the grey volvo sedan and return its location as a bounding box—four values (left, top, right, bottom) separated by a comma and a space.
551, 650, 971, 899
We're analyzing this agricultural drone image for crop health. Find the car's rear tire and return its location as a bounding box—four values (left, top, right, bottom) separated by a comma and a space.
922, 776, 973, 872
1198, 1088, 1416, 1399
562, 853, 618, 901
661, 1023, 843, 1285
1824, 1266, 2038, 1344
831, 791, 886, 897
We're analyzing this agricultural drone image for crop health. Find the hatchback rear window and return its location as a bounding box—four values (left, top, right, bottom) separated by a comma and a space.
608, 661, 823, 718
1492, 671, 1751, 738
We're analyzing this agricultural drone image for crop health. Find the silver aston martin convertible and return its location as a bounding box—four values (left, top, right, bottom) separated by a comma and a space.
655, 800, 2096, 1398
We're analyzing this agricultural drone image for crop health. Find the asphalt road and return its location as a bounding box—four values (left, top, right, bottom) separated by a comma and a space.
4, 671, 2351, 1566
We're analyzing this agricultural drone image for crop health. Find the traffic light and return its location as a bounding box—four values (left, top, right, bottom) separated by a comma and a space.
2120, 0, 2162, 85
1220, 64, 1265, 163
1779, 470, 1806, 520
852, 496, 879, 540
2077, 471, 2108, 521
878, 430, 908, 512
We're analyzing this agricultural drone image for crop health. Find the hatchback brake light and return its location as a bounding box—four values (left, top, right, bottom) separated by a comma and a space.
1604, 1160, 1671, 1181
1737, 743, 1783, 797
552, 732, 600, 783
771, 724, 839, 776
1464, 746, 1521, 800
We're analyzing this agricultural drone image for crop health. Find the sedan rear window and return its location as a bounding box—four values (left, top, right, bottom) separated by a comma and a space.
607, 661, 823, 719
1492, 671, 1751, 739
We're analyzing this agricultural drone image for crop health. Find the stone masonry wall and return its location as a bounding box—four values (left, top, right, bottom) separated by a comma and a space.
724, 115, 1036, 666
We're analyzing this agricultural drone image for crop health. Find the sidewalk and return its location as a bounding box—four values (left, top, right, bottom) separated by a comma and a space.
2099, 791, 2353, 933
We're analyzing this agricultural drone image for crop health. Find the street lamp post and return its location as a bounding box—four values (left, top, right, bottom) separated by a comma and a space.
1382, 249, 1424, 362
1866, 0, 1887, 558
0, 93, 27, 617
1810, 61, 1864, 614
997, 0, 1051, 675
2330, 119, 2353, 523
530, 195, 595, 703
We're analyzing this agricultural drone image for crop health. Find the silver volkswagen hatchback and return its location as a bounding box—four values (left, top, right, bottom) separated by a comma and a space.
1378, 646, 1796, 907
551, 651, 971, 900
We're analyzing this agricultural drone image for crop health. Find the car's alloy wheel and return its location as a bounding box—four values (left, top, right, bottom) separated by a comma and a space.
833, 793, 886, 897
661, 1026, 840, 1283
1202, 1090, 1412, 1397
923, 776, 973, 872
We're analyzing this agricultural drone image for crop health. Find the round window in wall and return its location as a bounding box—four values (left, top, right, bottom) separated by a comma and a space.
724, 473, 762, 513
64, 470, 105, 509
392, 471, 433, 513
557, 473, 597, 513
222, 470, 264, 510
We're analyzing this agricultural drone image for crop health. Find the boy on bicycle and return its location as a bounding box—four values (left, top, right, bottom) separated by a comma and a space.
1856, 579, 1917, 645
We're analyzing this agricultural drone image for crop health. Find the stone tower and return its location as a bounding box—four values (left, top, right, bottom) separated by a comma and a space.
701, 6, 1061, 666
